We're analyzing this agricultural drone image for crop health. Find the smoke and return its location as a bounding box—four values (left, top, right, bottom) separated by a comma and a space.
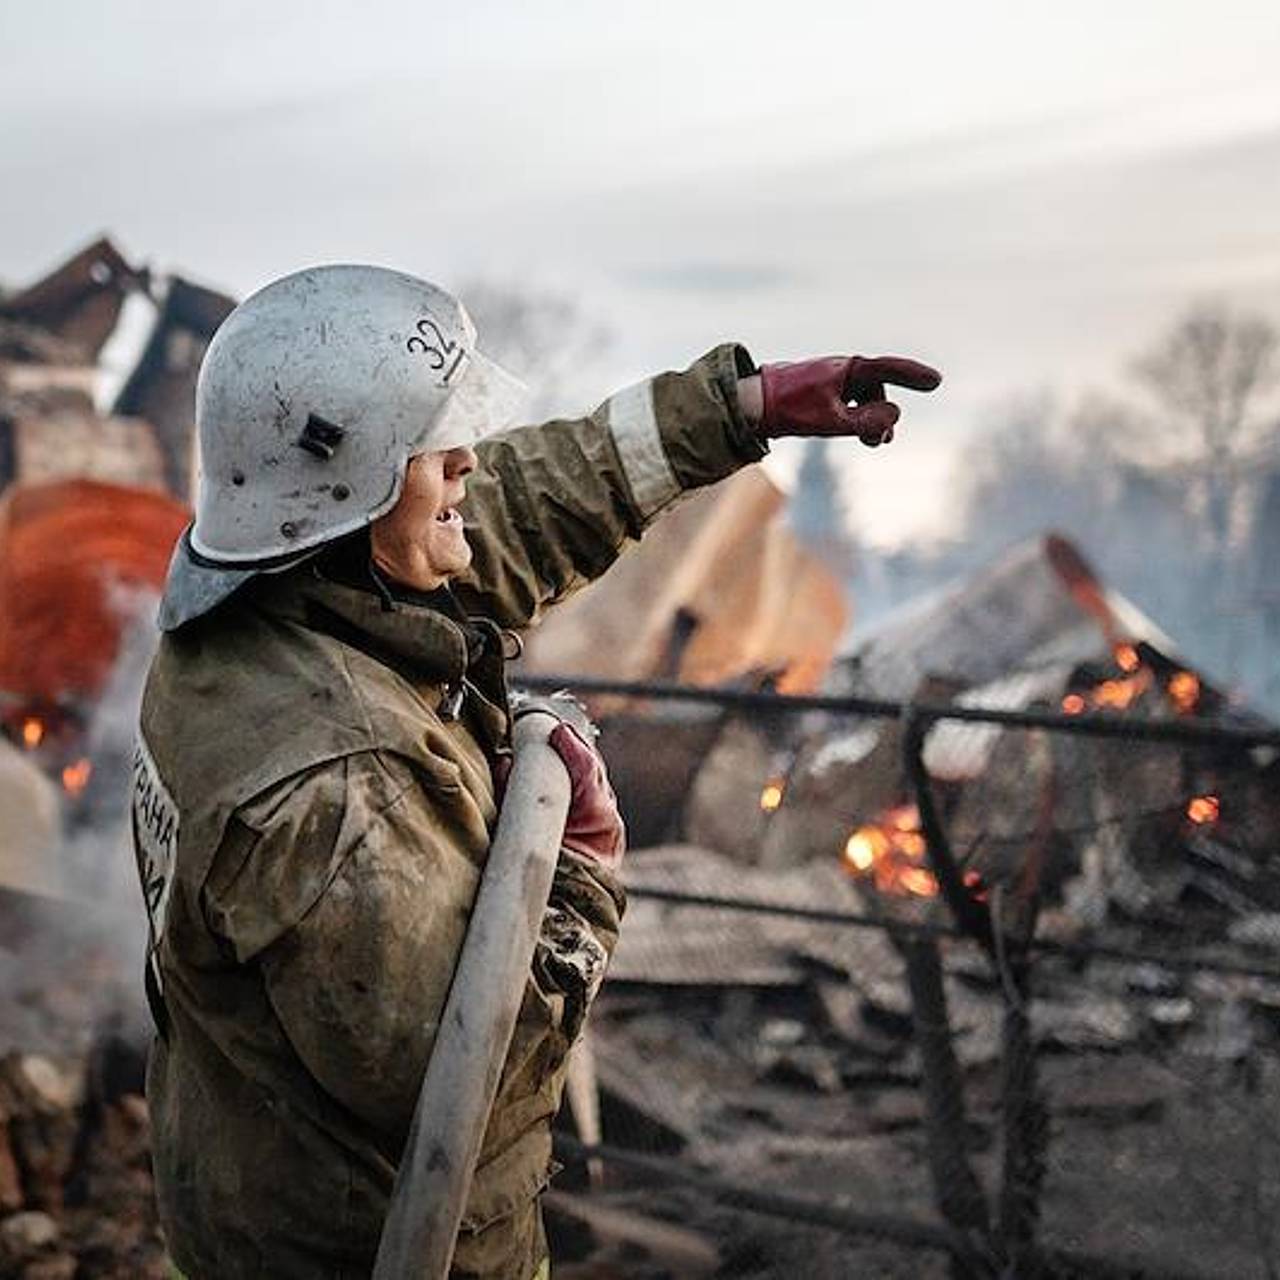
846, 389, 1280, 716
0, 587, 158, 1057
459, 279, 614, 421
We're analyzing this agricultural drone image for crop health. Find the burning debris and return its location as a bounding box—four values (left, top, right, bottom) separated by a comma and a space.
0, 237, 1276, 1277
571, 835, 1280, 1278
0, 659, 166, 1275
842, 803, 939, 899
759, 778, 785, 814
0, 239, 202, 1275
548, 529, 1280, 1273
0, 479, 185, 831
685, 535, 1280, 941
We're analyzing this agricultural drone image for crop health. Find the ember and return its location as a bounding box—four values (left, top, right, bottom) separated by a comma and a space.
1060, 653, 1153, 715
1114, 643, 1141, 673
61, 757, 92, 796
842, 804, 939, 897
21, 716, 45, 749
1090, 671, 1151, 710
759, 778, 785, 813
1187, 794, 1220, 825
844, 827, 886, 872
1168, 671, 1201, 714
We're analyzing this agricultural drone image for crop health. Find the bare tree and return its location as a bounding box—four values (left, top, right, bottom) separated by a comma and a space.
1133, 303, 1279, 461
1123, 306, 1280, 694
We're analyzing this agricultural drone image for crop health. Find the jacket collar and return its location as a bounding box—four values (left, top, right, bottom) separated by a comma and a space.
248, 562, 476, 688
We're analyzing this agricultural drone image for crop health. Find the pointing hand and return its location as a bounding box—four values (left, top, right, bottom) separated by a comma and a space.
744, 355, 942, 447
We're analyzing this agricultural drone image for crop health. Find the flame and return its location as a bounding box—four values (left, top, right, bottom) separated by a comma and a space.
842, 804, 938, 897
759, 778, 785, 813
1168, 671, 1200, 715
1187, 794, 1219, 825
1092, 670, 1152, 710
1062, 668, 1152, 715
61, 758, 92, 796
21, 717, 45, 749
1114, 643, 1141, 673
844, 828, 887, 872
899, 867, 940, 897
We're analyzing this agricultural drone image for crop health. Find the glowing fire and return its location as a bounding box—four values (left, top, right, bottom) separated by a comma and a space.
1061, 662, 1152, 715
845, 827, 887, 872
1114, 643, 1141, 673
1062, 646, 1202, 719
759, 778, 785, 813
1168, 671, 1201, 715
20, 717, 45, 749
1187, 794, 1220, 825
899, 866, 940, 897
1091, 670, 1152, 710
61, 758, 92, 796
843, 804, 938, 897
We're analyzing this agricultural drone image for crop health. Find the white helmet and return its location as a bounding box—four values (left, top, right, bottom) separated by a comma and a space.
159, 265, 527, 629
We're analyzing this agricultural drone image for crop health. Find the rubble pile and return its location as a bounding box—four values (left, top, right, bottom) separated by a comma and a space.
0, 232, 194, 1273
0, 237, 1276, 1275
0, 887, 165, 1279
0, 1050, 165, 1280
565, 846, 1280, 1276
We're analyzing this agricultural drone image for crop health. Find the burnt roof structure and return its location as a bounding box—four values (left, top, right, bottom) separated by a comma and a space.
0, 237, 149, 362
831, 533, 1178, 703
113, 276, 235, 499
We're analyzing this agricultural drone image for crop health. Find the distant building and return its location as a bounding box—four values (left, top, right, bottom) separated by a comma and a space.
0, 237, 148, 360
0, 236, 236, 503
113, 276, 234, 500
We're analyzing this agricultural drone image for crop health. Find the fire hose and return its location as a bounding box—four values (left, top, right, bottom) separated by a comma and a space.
372, 703, 577, 1280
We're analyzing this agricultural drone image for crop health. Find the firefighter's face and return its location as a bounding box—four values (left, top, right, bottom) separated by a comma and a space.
370, 446, 478, 591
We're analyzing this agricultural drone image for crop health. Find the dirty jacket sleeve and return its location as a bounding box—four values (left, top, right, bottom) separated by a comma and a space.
455, 343, 765, 629
203, 748, 623, 1150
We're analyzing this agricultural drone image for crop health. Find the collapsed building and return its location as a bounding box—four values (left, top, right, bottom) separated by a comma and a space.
553, 534, 1280, 1277
0, 240, 219, 1278
0, 239, 214, 866
0, 238, 1278, 1276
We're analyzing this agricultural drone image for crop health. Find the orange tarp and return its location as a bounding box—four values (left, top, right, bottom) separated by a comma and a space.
0, 479, 187, 706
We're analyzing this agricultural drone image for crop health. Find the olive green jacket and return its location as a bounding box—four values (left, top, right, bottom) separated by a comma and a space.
133, 345, 762, 1279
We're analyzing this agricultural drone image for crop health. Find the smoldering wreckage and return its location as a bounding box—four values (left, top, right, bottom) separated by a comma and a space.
0, 239, 1278, 1279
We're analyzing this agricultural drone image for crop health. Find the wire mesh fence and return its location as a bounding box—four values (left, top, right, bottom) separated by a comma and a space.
520, 675, 1280, 1279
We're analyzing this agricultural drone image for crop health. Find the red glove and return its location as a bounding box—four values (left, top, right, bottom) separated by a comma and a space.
548, 722, 626, 869
760, 355, 942, 447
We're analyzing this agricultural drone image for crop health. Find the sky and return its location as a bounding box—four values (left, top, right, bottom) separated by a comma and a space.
3, 0, 1279, 544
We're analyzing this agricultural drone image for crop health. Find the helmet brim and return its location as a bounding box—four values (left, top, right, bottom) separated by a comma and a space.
426, 347, 530, 452
157, 530, 265, 631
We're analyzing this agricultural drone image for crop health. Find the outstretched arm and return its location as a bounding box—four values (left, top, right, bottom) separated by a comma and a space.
453, 344, 762, 628
453, 345, 941, 629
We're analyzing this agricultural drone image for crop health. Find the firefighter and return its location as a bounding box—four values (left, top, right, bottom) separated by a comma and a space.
132, 264, 940, 1279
